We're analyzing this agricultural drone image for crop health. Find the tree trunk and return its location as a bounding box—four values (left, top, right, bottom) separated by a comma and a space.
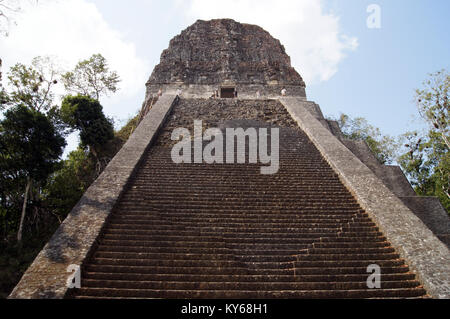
17, 177, 32, 243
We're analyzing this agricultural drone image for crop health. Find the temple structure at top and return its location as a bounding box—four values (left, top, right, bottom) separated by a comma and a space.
145, 19, 306, 99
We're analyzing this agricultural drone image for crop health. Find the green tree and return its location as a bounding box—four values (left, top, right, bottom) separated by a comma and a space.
398, 131, 449, 211
5, 56, 60, 112
0, 105, 66, 242
0, 85, 8, 111
398, 70, 449, 212
60, 95, 114, 161
416, 69, 449, 149
333, 113, 399, 164
0, 56, 63, 244
397, 132, 430, 193
62, 54, 120, 100
44, 148, 94, 220
0, 105, 139, 298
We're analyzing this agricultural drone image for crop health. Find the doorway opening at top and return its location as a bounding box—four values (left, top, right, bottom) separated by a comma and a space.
221, 87, 236, 98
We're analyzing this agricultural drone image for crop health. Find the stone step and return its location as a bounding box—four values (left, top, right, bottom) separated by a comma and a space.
119, 225, 339, 234
109, 220, 376, 230
120, 199, 359, 207
82, 272, 417, 283
102, 228, 380, 237
94, 249, 307, 257
95, 241, 391, 254
87, 257, 405, 269
96, 243, 311, 252
113, 211, 366, 218
115, 206, 363, 214
100, 233, 384, 243
107, 219, 369, 227
98, 236, 388, 248
93, 247, 396, 261
83, 264, 410, 276
121, 193, 357, 201
128, 185, 350, 192
81, 279, 421, 291
73, 287, 427, 299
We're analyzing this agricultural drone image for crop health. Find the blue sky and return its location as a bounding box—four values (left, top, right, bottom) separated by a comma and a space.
1, 0, 449, 154
311, 0, 450, 135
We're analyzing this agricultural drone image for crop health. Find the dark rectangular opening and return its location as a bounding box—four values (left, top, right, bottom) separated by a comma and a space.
221, 88, 235, 98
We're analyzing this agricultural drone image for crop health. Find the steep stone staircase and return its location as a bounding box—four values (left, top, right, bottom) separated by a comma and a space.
70, 99, 427, 299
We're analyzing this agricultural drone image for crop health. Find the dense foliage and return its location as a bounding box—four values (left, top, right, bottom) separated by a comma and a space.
398, 70, 449, 211
328, 70, 449, 213
62, 54, 120, 100
61, 95, 115, 160
333, 114, 399, 165
0, 105, 66, 242
0, 54, 126, 298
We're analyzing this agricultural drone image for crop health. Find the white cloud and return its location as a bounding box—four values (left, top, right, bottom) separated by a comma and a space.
0, 0, 149, 107
184, 0, 358, 85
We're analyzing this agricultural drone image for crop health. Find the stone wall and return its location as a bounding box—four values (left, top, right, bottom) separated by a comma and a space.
338, 139, 417, 197
401, 197, 450, 247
